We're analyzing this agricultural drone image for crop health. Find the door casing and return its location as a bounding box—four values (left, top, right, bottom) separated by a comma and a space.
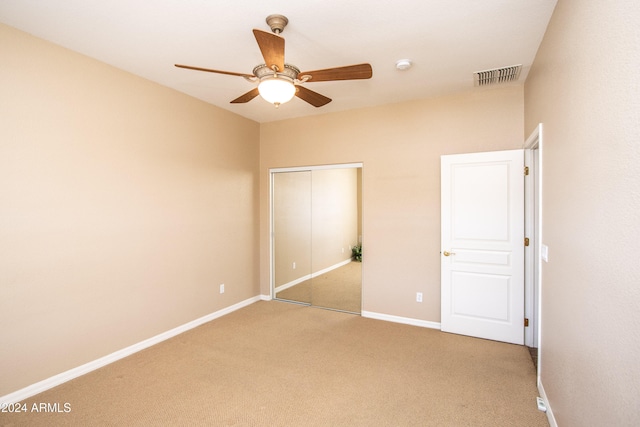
524, 124, 543, 358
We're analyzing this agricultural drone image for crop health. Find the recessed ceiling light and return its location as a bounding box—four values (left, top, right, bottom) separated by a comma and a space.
396, 59, 412, 71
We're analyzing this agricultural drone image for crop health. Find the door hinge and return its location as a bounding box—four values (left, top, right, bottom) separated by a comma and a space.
524, 237, 530, 247
524, 318, 529, 327
524, 166, 530, 176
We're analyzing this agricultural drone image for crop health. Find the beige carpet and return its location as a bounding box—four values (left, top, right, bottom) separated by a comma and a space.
276, 261, 362, 313
0, 301, 547, 427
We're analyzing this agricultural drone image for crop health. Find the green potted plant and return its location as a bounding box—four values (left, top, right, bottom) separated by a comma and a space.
352, 244, 362, 262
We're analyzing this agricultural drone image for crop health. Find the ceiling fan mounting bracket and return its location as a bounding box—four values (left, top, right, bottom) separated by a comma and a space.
265, 14, 289, 34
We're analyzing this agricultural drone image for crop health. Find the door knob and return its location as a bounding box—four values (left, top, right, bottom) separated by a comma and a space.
443, 251, 455, 256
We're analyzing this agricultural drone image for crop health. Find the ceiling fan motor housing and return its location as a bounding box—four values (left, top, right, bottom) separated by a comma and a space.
253, 63, 299, 82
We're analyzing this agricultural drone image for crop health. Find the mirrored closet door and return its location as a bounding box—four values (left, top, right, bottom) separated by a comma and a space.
271, 164, 362, 313
272, 171, 312, 305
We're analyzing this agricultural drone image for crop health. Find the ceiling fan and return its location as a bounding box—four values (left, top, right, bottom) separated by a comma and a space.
175, 14, 373, 108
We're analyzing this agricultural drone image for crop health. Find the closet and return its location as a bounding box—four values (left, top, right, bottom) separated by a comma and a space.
271, 164, 362, 313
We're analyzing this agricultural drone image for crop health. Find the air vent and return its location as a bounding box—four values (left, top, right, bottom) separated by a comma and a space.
474, 64, 522, 87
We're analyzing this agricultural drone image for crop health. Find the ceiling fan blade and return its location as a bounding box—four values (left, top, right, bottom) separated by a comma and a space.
295, 85, 332, 107
175, 64, 254, 78
252, 29, 285, 72
230, 88, 260, 104
298, 64, 373, 82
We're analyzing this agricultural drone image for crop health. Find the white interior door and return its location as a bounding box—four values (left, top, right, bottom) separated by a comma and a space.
441, 150, 524, 344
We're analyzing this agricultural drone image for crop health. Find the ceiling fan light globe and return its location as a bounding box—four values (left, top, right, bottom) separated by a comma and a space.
258, 77, 296, 106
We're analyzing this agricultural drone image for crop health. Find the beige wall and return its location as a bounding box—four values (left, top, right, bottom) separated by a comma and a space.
260, 86, 524, 321
0, 24, 260, 395
524, 0, 640, 424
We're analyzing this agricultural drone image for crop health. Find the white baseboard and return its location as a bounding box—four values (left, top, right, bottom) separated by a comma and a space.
0, 295, 262, 405
274, 259, 352, 293
362, 310, 441, 330
538, 379, 557, 427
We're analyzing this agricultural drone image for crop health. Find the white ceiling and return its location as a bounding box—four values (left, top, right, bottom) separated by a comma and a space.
0, 0, 557, 123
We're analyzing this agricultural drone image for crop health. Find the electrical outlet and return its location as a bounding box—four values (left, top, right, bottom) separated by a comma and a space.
292, 262, 296, 269
219, 284, 225, 294
342, 247, 345, 254
416, 292, 423, 303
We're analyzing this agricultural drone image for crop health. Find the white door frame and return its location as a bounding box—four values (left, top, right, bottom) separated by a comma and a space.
524, 124, 543, 354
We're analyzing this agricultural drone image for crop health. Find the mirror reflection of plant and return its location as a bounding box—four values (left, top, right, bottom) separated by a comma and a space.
352, 245, 362, 262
